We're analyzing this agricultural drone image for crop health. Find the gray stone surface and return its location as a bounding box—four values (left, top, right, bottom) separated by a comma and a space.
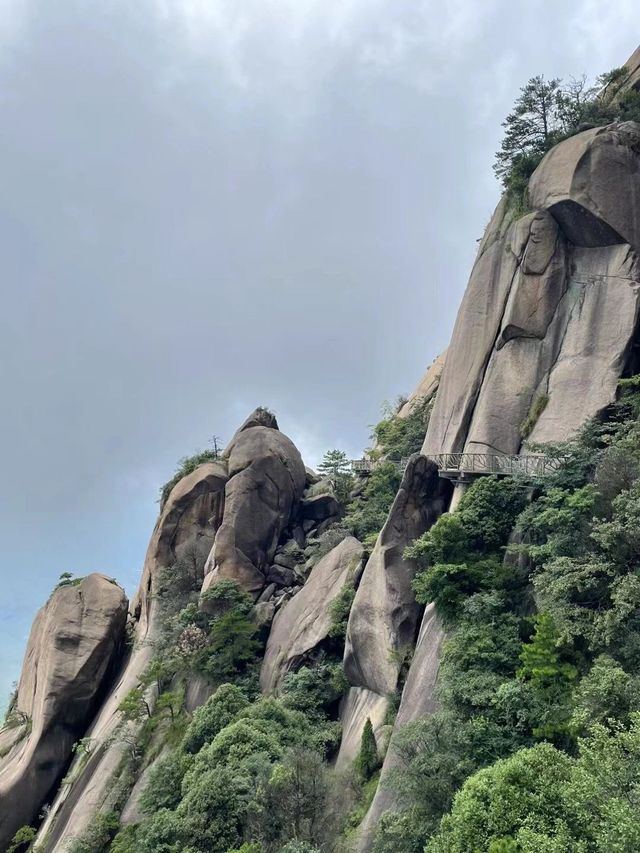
335, 686, 389, 770
260, 536, 364, 693
424, 123, 640, 459
397, 350, 447, 418
202, 425, 307, 597
0, 575, 128, 850
355, 603, 444, 851
343, 456, 449, 697
529, 122, 640, 252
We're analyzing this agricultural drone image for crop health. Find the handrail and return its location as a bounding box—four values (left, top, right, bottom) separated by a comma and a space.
425, 452, 562, 478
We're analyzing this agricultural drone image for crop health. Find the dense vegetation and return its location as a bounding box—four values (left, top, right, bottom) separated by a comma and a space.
371, 380, 640, 851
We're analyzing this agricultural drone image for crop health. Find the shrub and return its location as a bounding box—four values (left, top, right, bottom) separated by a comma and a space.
140, 750, 194, 813
327, 584, 356, 641
182, 684, 249, 754
520, 393, 549, 439
159, 449, 221, 507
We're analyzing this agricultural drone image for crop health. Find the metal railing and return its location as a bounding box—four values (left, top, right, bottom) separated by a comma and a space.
425, 452, 562, 479
350, 456, 412, 474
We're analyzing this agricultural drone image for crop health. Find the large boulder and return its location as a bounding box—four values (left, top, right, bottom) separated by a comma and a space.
343, 456, 449, 697
202, 425, 307, 597
131, 461, 228, 638
424, 123, 640, 459
529, 122, 640, 252
260, 536, 364, 693
0, 575, 128, 850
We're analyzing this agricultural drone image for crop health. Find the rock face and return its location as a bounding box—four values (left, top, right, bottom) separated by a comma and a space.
202, 423, 307, 597
132, 461, 228, 637
398, 350, 447, 418
35, 460, 229, 852
260, 536, 365, 693
338, 457, 449, 766
424, 122, 640, 460
355, 603, 444, 850
0, 575, 128, 850
344, 456, 449, 696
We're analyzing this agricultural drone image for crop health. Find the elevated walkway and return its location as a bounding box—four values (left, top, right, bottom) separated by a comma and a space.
425, 452, 561, 482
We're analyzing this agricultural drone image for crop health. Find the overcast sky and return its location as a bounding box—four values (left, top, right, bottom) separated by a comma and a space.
0, 1, 638, 707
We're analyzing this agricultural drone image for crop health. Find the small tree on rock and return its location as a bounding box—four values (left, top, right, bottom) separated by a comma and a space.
355, 717, 380, 780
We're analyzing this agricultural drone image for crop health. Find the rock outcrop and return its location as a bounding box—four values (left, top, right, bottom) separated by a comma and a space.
355, 603, 444, 850
343, 456, 448, 696
260, 536, 365, 693
202, 422, 307, 598
35, 460, 229, 851
0, 575, 128, 850
338, 457, 449, 765
424, 122, 640, 460
398, 350, 447, 418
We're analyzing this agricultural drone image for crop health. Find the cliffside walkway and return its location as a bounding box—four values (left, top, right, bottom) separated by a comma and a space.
425, 452, 562, 481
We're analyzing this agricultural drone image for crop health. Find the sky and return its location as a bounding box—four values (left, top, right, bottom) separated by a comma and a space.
0, 0, 638, 708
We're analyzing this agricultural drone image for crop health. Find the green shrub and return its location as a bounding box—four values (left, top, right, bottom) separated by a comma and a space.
159, 449, 221, 507
140, 750, 194, 814
520, 393, 549, 439
327, 584, 356, 641
182, 683, 249, 754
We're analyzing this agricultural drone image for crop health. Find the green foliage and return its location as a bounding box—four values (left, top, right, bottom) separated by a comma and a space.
195, 609, 260, 680
571, 655, 640, 732
159, 448, 221, 507
373, 395, 432, 461
520, 393, 549, 440
517, 614, 577, 741
355, 718, 380, 781
317, 449, 354, 505
199, 578, 253, 618
66, 811, 120, 853
140, 750, 194, 813
7, 826, 37, 853
281, 663, 348, 718
428, 716, 640, 852
344, 462, 402, 546
327, 584, 356, 641
56, 571, 82, 588
118, 687, 151, 722
495, 67, 640, 203
182, 683, 250, 754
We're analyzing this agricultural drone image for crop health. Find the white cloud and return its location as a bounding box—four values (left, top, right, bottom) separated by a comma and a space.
152, 0, 501, 96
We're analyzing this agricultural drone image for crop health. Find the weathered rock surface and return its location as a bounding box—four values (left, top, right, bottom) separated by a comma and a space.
355, 603, 444, 851
132, 461, 228, 637
335, 687, 389, 770
398, 350, 447, 418
300, 478, 340, 521
0, 575, 128, 850
202, 424, 307, 597
260, 536, 364, 693
343, 457, 449, 697
424, 122, 640, 459
35, 461, 228, 852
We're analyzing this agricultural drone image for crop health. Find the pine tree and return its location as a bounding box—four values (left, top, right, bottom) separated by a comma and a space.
317, 449, 354, 505
355, 717, 380, 780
